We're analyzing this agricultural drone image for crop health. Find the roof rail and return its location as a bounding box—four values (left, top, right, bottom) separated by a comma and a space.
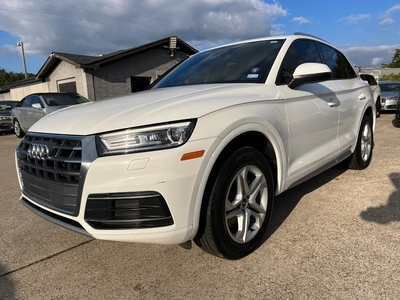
293, 32, 327, 42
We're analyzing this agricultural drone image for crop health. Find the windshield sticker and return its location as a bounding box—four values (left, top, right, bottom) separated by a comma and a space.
247, 74, 259, 79
250, 67, 260, 73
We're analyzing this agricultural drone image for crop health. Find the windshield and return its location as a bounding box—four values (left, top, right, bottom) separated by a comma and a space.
153, 39, 284, 89
42, 94, 91, 106
0, 101, 18, 110
379, 82, 400, 92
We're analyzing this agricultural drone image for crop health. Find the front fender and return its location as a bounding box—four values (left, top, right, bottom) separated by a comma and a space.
188, 108, 289, 239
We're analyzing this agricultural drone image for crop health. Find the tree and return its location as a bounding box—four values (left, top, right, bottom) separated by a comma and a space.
0, 68, 35, 87
380, 73, 400, 81
382, 48, 400, 68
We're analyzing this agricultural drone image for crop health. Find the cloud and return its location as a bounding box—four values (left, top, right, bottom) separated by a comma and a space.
338, 14, 370, 24
379, 4, 400, 25
0, 0, 288, 57
292, 17, 311, 24
372, 57, 385, 66
380, 18, 395, 25
383, 4, 400, 17
0, 44, 20, 58
270, 23, 286, 36
342, 45, 399, 67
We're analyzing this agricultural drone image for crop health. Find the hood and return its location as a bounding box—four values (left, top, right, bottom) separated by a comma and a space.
381, 91, 400, 98
0, 110, 11, 116
45, 105, 74, 115
30, 84, 277, 135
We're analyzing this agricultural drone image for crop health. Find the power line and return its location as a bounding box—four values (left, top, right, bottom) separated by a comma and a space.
0, 5, 173, 37
44, 0, 174, 33
72, 0, 186, 27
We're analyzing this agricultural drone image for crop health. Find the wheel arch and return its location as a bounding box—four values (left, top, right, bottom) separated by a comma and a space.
208, 131, 278, 188
363, 105, 375, 129
191, 126, 285, 240
13, 118, 26, 137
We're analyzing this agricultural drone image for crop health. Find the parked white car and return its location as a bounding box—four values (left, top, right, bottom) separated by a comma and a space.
15, 33, 375, 259
360, 73, 381, 117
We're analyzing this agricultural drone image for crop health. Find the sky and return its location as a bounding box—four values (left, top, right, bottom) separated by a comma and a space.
0, 0, 399, 75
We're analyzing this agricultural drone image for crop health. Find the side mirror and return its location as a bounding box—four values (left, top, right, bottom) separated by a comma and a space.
288, 63, 332, 89
32, 103, 43, 109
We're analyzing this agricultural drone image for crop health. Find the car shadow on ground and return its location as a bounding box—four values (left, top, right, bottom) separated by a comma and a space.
360, 173, 400, 224
0, 132, 14, 136
0, 264, 15, 299
264, 165, 347, 240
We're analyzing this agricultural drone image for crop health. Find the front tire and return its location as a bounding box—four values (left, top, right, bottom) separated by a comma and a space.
195, 147, 274, 260
348, 115, 373, 170
14, 119, 25, 138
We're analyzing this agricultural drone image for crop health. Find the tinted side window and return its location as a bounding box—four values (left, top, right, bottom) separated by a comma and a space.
360, 74, 371, 84
31, 96, 43, 107
277, 39, 322, 84
360, 74, 377, 86
318, 43, 357, 79
21, 96, 32, 108
369, 76, 377, 85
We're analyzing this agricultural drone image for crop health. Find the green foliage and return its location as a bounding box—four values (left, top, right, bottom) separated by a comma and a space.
382, 49, 400, 68
380, 72, 400, 81
0, 68, 35, 87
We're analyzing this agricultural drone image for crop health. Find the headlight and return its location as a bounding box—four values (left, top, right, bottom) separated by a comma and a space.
0, 116, 11, 121
96, 120, 196, 156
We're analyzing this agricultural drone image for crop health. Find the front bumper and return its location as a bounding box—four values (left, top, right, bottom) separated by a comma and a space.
16, 132, 216, 245
0, 118, 13, 132
381, 98, 398, 111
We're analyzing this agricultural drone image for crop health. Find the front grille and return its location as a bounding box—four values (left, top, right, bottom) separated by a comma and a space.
16, 133, 84, 215
84, 192, 174, 229
0, 124, 12, 130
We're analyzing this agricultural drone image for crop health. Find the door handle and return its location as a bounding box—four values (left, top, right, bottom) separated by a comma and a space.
358, 93, 366, 100
328, 99, 339, 107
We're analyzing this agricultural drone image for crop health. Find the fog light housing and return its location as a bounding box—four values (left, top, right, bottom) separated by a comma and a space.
84, 192, 173, 229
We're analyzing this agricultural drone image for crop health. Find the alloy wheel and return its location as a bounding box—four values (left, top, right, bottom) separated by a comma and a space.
225, 165, 268, 244
360, 123, 372, 162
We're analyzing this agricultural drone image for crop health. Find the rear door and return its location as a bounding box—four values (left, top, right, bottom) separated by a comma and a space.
318, 42, 366, 154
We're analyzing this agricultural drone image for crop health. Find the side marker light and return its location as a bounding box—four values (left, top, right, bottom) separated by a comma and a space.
181, 150, 205, 161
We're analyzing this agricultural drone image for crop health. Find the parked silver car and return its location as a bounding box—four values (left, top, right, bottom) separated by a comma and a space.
0, 100, 19, 133
11, 93, 91, 137
379, 81, 400, 112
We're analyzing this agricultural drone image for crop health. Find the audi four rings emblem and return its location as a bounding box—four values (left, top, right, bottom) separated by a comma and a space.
28, 143, 50, 160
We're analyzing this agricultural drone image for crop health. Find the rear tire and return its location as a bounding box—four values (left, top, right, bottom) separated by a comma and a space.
14, 119, 25, 138
348, 115, 373, 170
195, 147, 274, 260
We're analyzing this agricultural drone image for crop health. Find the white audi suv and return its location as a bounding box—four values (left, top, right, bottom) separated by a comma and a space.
15, 33, 375, 259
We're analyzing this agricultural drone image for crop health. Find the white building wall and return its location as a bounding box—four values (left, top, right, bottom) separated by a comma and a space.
10, 82, 49, 100
0, 91, 12, 100
47, 61, 86, 95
